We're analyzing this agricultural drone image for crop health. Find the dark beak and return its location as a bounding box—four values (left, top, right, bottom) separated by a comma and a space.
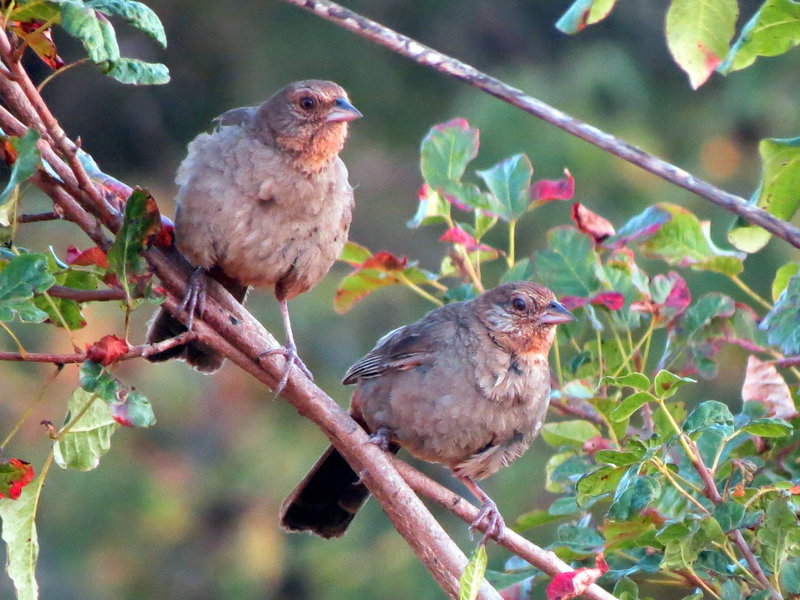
538, 300, 575, 325
325, 97, 363, 123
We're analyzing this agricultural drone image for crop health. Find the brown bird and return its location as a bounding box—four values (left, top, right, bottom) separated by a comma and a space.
147, 80, 362, 386
280, 281, 574, 540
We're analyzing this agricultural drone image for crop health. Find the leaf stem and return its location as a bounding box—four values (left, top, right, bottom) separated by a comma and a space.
0, 365, 61, 449
0, 321, 26, 355
37, 58, 88, 93
730, 274, 772, 311
650, 456, 709, 515
399, 273, 443, 306
55, 390, 100, 440
507, 219, 516, 268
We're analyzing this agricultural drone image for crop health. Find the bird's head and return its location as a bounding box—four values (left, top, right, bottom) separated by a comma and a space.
475, 281, 574, 355
254, 80, 362, 174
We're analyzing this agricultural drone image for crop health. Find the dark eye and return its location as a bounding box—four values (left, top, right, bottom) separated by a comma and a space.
511, 297, 527, 311
299, 96, 316, 110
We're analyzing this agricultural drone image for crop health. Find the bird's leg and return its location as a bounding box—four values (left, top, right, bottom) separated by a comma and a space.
456, 474, 506, 545
259, 298, 313, 394
179, 267, 207, 331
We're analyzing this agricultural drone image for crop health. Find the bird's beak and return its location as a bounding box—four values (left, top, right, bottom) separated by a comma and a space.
326, 97, 363, 123
538, 300, 575, 325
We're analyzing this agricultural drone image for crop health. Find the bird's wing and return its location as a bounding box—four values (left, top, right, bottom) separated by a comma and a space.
342, 306, 459, 385
213, 106, 257, 128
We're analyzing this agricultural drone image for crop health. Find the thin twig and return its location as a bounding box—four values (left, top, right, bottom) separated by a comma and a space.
16, 210, 59, 223
46, 285, 125, 302
280, 0, 800, 250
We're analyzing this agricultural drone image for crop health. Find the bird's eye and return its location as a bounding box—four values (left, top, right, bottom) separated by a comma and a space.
299, 96, 316, 110
511, 297, 527, 311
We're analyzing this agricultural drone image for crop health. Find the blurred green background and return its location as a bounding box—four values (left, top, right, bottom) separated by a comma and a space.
2, 1, 800, 598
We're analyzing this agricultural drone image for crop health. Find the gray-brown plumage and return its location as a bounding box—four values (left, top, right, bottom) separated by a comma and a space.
147, 80, 362, 379
280, 281, 574, 540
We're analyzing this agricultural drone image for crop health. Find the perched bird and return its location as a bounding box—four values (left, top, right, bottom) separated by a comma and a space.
280, 281, 574, 540
147, 80, 362, 386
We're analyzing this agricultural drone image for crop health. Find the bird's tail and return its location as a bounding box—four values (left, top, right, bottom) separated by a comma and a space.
146, 267, 248, 373
280, 413, 399, 538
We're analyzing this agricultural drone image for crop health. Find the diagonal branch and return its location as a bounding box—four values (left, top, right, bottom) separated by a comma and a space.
279, 0, 800, 250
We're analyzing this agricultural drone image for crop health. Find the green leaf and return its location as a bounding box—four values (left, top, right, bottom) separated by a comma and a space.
532, 226, 600, 296
601, 372, 650, 391
639, 203, 744, 275
729, 138, 800, 252
475, 154, 533, 221
107, 188, 160, 300
556, 0, 621, 33
420, 119, 478, 190
53, 389, 119, 471
609, 474, 662, 521
0, 473, 42, 600
665, 0, 738, 88
610, 391, 655, 422
721, 580, 745, 600
0, 253, 55, 323
712, 501, 745, 532
501, 258, 533, 284
552, 523, 605, 553
593, 449, 644, 466
9, 1, 60, 22
541, 420, 601, 447
653, 370, 696, 399
60, 0, 121, 63
0, 129, 41, 208
662, 517, 725, 570
339, 241, 372, 265
79, 360, 119, 401
407, 184, 451, 228
86, 0, 167, 47
458, 544, 486, 600
103, 58, 170, 85
612, 577, 639, 600
513, 508, 567, 531
780, 557, 800, 595
757, 498, 799, 578
577, 465, 627, 502
761, 274, 800, 356
742, 418, 793, 438
772, 262, 800, 301
720, 0, 800, 73
683, 400, 734, 434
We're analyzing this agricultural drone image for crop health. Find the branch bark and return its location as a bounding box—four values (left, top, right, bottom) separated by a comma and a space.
278, 0, 800, 250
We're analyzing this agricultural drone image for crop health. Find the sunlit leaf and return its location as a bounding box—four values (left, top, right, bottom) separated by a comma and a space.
653, 370, 696, 399
53, 389, 119, 471
0, 472, 42, 600
459, 544, 487, 600
666, 0, 738, 88
720, 0, 800, 73
556, 0, 621, 33
729, 138, 800, 253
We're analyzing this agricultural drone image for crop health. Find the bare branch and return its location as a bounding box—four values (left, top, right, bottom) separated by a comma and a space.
17, 211, 59, 223
47, 285, 126, 302
278, 0, 800, 250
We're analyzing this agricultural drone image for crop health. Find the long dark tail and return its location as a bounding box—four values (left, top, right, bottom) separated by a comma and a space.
146, 266, 248, 373
280, 437, 400, 539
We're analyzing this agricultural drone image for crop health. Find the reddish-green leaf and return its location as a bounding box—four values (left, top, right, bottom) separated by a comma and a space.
556, 0, 621, 33
0, 129, 41, 208
666, 0, 738, 89
0, 459, 34, 501
420, 118, 478, 190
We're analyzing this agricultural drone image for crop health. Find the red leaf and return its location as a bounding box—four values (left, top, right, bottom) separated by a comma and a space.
546, 553, 608, 600
434, 117, 471, 133
532, 168, 575, 202
359, 251, 408, 272
66, 245, 110, 269
583, 436, 613, 456
10, 21, 64, 70
0, 458, 34, 500
153, 215, 175, 248
439, 226, 497, 253
571, 203, 615, 243
86, 334, 130, 366
590, 292, 625, 311
560, 296, 588, 311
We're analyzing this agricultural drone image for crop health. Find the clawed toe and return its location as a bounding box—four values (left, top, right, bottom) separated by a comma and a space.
469, 499, 506, 545
179, 267, 207, 331
259, 345, 313, 394
368, 426, 392, 451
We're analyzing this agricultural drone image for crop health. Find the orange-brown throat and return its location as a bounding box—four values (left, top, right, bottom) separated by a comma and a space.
277, 121, 349, 175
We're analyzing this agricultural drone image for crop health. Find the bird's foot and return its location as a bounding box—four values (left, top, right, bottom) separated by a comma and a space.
368, 426, 392, 451
259, 345, 313, 394
469, 498, 505, 545
179, 267, 207, 331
